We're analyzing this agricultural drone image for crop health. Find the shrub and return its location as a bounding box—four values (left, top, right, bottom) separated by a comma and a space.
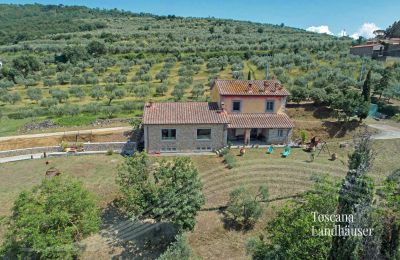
0, 177, 100, 259
300, 130, 309, 144
106, 149, 114, 155
219, 147, 229, 157
224, 153, 236, 169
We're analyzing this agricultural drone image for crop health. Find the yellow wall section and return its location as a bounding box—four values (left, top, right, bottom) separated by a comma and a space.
210, 86, 220, 103
221, 96, 284, 113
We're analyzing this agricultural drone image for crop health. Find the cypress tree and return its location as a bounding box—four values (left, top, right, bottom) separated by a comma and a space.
248, 71, 251, 80
329, 130, 374, 259
362, 69, 371, 102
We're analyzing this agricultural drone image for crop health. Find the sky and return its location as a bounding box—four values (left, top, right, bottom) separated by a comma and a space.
1, 0, 399, 38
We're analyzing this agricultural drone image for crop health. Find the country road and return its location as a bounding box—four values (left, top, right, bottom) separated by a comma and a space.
368, 124, 400, 140
0, 126, 132, 142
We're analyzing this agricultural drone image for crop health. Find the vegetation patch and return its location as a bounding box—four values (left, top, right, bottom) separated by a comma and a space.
54, 114, 97, 127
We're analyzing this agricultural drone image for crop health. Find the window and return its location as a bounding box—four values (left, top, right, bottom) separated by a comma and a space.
266, 101, 275, 112
232, 100, 241, 112
278, 129, 284, 137
161, 129, 176, 140
197, 129, 211, 140
161, 147, 177, 153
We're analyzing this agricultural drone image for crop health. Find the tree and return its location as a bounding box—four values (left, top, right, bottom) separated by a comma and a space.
247, 70, 251, 80
134, 84, 150, 98
290, 86, 309, 104
116, 152, 157, 216
385, 20, 400, 38
362, 69, 371, 102
57, 72, 72, 85
329, 131, 374, 259
87, 40, 106, 57
172, 85, 185, 101
117, 154, 204, 231
63, 45, 88, 64
11, 55, 41, 77
26, 87, 42, 103
0, 92, 21, 104
50, 88, 69, 103
43, 78, 56, 87
90, 85, 105, 100
0, 80, 14, 90
156, 82, 168, 96
40, 98, 58, 108
158, 234, 192, 260
226, 185, 268, 228
153, 157, 205, 231
106, 87, 125, 106
247, 178, 338, 259
376, 68, 391, 100
155, 71, 168, 82
69, 85, 86, 99
380, 169, 400, 259
332, 90, 364, 121
191, 83, 205, 99
0, 176, 100, 259
310, 88, 327, 105
101, 105, 120, 118
223, 26, 231, 34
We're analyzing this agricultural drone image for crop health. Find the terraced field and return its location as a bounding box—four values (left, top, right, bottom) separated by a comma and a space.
0, 139, 399, 258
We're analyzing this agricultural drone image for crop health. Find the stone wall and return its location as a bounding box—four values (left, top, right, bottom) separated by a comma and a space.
267, 128, 291, 144
83, 142, 135, 153
144, 124, 226, 153
0, 146, 61, 158
0, 142, 136, 158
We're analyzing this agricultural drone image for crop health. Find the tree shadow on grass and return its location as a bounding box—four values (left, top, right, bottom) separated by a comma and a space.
322, 120, 360, 138
100, 202, 177, 259
220, 209, 254, 233
287, 103, 334, 119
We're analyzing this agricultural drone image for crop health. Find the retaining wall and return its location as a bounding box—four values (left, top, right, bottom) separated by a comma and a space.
0, 142, 136, 158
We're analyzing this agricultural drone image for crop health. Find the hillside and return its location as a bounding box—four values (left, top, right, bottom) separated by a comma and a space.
0, 4, 399, 136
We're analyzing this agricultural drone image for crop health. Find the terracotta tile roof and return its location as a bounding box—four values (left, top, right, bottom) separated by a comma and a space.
351, 44, 383, 48
227, 113, 294, 129
143, 102, 229, 125
214, 79, 290, 96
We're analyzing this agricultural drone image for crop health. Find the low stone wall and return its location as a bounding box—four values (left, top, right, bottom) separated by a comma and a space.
0, 142, 136, 158
0, 146, 61, 158
83, 142, 136, 153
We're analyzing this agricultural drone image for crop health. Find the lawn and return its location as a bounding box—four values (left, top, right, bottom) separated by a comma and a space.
0, 139, 399, 258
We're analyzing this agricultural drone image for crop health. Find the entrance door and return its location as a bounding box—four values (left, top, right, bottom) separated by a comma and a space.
250, 128, 258, 139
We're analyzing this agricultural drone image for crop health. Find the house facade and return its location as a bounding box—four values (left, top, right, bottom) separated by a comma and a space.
142, 79, 294, 153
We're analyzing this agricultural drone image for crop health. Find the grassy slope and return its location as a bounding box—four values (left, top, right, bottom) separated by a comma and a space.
0, 139, 399, 258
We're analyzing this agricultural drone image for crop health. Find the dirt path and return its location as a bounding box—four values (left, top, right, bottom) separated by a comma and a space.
368, 124, 400, 139
0, 126, 132, 142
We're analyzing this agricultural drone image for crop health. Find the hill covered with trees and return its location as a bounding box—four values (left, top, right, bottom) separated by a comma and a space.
0, 4, 399, 135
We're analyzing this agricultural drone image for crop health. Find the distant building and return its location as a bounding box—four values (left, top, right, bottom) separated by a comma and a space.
0, 60, 2, 68
350, 38, 400, 60
350, 43, 384, 58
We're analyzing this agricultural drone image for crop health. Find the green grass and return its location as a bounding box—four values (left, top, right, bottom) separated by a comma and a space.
0, 139, 398, 258
0, 154, 123, 217
0, 117, 35, 137
54, 114, 98, 127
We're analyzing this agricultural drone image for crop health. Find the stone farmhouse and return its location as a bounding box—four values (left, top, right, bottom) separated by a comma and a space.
142, 79, 294, 153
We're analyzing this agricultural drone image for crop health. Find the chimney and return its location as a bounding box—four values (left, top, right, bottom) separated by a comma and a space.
271, 83, 278, 92
247, 83, 253, 93
263, 81, 268, 92
220, 101, 225, 111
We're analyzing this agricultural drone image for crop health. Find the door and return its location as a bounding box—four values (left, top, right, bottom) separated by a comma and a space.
250, 128, 258, 139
